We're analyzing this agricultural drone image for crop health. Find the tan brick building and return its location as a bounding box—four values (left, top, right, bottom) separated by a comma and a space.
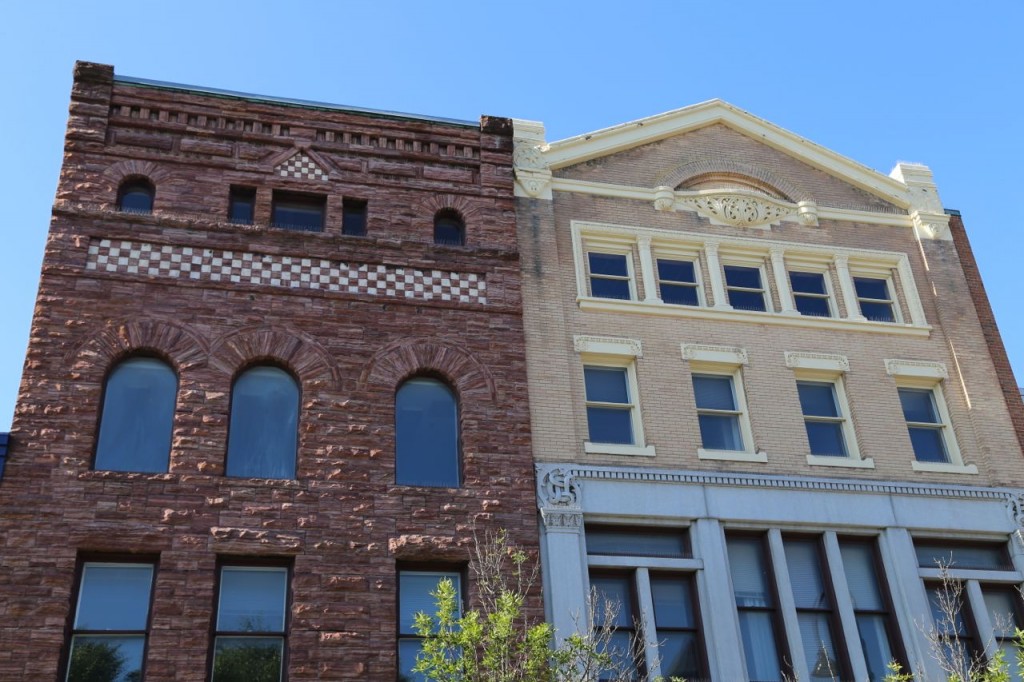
0, 62, 539, 680
514, 103, 1024, 681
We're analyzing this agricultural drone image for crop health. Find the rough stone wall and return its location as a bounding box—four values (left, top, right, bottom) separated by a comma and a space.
0, 62, 539, 680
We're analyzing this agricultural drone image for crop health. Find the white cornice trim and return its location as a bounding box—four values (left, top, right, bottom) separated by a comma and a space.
682, 343, 748, 365
784, 351, 850, 372
573, 334, 643, 358
885, 359, 949, 379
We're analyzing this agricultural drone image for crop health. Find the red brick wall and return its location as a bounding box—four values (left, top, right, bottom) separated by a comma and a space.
0, 62, 539, 680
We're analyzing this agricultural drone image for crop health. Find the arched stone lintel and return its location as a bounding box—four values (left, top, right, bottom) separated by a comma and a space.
359, 338, 498, 404
66, 319, 208, 376
209, 326, 340, 386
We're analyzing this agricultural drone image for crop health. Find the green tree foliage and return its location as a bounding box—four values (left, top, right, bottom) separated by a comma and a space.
211, 642, 282, 682
67, 641, 128, 682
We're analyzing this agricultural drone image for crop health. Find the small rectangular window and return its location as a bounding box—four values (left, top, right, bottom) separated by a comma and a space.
342, 198, 368, 236
399, 570, 462, 682
588, 252, 633, 300
854, 276, 896, 322
797, 381, 848, 457
790, 271, 833, 317
898, 387, 950, 463
693, 373, 744, 451
212, 565, 289, 682
725, 265, 767, 312
584, 366, 636, 445
657, 259, 700, 306
228, 186, 256, 225
66, 562, 155, 682
914, 541, 1012, 571
586, 527, 690, 558
271, 191, 325, 232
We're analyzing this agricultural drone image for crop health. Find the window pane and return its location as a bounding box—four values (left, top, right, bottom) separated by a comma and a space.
729, 289, 767, 312
586, 528, 689, 558
651, 577, 695, 628
600, 630, 639, 681
118, 182, 153, 214
396, 379, 459, 487
591, 575, 634, 628
587, 407, 634, 444
658, 259, 696, 283
659, 632, 700, 680
272, 201, 324, 231
95, 358, 176, 473
698, 414, 743, 451
693, 375, 736, 411
790, 272, 827, 295
838, 543, 884, 611
784, 540, 828, 610
434, 218, 464, 245
795, 296, 832, 317
342, 199, 367, 236
661, 283, 699, 306
590, 278, 632, 300
856, 614, 896, 682
75, 564, 153, 630
399, 572, 461, 634
589, 253, 629, 277
398, 638, 427, 682
229, 187, 255, 225
725, 265, 762, 289
983, 588, 1021, 638
860, 301, 896, 322
797, 612, 840, 680
854, 277, 890, 300
227, 367, 298, 479
908, 427, 949, 463
926, 585, 968, 636
211, 637, 283, 682
899, 388, 939, 423
68, 635, 145, 682
737, 611, 782, 682
805, 421, 848, 456
797, 382, 839, 418
584, 367, 629, 404
727, 537, 774, 609
218, 568, 287, 633
916, 542, 1011, 571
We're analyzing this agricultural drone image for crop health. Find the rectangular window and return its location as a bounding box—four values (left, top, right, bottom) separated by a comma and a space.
898, 387, 951, 463
228, 186, 256, 225
342, 198, 368, 236
591, 574, 641, 680
586, 527, 690, 558
915, 541, 1012, 571
649, 575, 704, 680
657, 259, 700, 306
839, 539, 905, 682
725, 265, 767, 312
693, 373, 744, 451
790, 271, 833, 317
854, 276, 896, 322
982, 587, 1024, 681
398, 570, 462, 682
726, 536, 787, 682
212, 565, 289, 682
584, 366, 636, 445
588, 252, 633, 300
66, 562, 155, 682
797, 381, 849, 457
783, 537, 847, 681
271, 191, 325, 232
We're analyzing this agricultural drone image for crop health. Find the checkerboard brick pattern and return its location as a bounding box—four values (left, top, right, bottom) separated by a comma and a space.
276, 152, 327, 181
86, 239, 488, 303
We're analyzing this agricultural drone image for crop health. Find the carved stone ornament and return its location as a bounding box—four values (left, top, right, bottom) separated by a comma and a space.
1006, 494, 1024, 552
540, 467, 580, 507
540, 509, 584, 530
513, 138, 552, 198
884, 359, 948, 379
784, 351, 850, 372
658, 187, 818, 230
514, 167, 553, 198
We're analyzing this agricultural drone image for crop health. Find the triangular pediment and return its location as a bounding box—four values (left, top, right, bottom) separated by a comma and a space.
273, 150, 330, 182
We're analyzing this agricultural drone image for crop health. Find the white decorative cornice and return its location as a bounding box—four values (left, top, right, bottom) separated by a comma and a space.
681, 343, 748, 365
784, 351, 850, 373
512, 118, 552, 200
885, 358, 948, 379
910, 210, 951, 241
652, 186, 818, 230
890, 163, 951, 241
573, 335, 643, 358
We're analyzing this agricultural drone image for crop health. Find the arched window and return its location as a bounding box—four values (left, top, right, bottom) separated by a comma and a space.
117, 178, 155, 214
94, 356, 176, 472
395, 377, 460, 487
433, 209, 465, 246
226, 366, 299, 479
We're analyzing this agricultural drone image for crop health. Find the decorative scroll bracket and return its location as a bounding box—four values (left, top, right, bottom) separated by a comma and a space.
654, 185, 818, 230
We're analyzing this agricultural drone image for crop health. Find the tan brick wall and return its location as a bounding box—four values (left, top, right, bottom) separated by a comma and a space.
520, 128, 1024, 489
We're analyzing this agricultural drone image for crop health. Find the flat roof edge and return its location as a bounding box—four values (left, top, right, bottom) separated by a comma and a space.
114, 75, 478, 128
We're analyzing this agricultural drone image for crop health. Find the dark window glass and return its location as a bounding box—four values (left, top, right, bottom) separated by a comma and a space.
396, 378, 460, 487
584, 366, 634, 445
791, 272, 832, 317
784, 538, 846, 681
726, 536, 786, 682
433, 209, 465, 245
693, 374, 743, 451
226, 366, 299, 479
66, 562, 154, 682
982, 587, 1024, 681
95, 357, 176, 473
212, 566, 288, 682
914, 542, 1011, 571
228, 186, 256, 225
839, 540, 905, 682
651, 575, 705, 681
925, 581, 979, 677
797, 381, 848, 457
586, 527, 690, 558
657, 259, 700, 306
117, 179, 154, 214
854, 277, 896, 322
591, 574, 641, 680
271, 191, 325, 232
342, 199, 368, 236
725, 265, 766, 312
398, 571, 462, 682
589, 253, 632, 300
898, 388, 949, 463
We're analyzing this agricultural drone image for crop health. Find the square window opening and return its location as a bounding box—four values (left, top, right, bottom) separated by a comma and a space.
228, 186, 256, 225
342, 198, 368, 236
271, 191, 325, 232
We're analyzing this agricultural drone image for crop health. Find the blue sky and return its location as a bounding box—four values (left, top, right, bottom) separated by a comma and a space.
1, 0, 1022, 430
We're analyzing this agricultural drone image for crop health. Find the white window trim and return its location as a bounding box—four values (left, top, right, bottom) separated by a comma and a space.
886, 360, 974, 474
574, 228, 638, 301
795, 371, 869, 468
788, 266, 837, 319
577, 336, 655, 457
683, 344, 760, 462
652, 246, 705, 307
851, 269, 903, 324
721, 258, 771, 313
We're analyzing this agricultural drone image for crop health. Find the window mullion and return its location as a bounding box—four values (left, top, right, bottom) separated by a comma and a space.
823, 532, 870, 682
833, 255, 864, 321
768, 529, 807, 681
965, 580, 996, 662
633, 567, 661, 679
636, 236, 658, 304
704, 241, 730, 309
770, 248, 795, 314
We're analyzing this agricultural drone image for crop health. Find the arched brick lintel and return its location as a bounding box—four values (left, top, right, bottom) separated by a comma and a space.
359, 338, 498, 405
208, 326, 340, 387
66, 319, 208, 377
102, 160, 172, 204
657, 159, 812, 203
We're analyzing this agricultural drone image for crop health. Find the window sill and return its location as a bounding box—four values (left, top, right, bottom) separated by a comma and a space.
911, 460, 979, 475
697, 448, 767, 463
806, 455, 875, 469
584, 442, 656, 457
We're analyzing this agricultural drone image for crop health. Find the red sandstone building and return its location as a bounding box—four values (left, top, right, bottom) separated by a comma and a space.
0, 62, 539, 681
